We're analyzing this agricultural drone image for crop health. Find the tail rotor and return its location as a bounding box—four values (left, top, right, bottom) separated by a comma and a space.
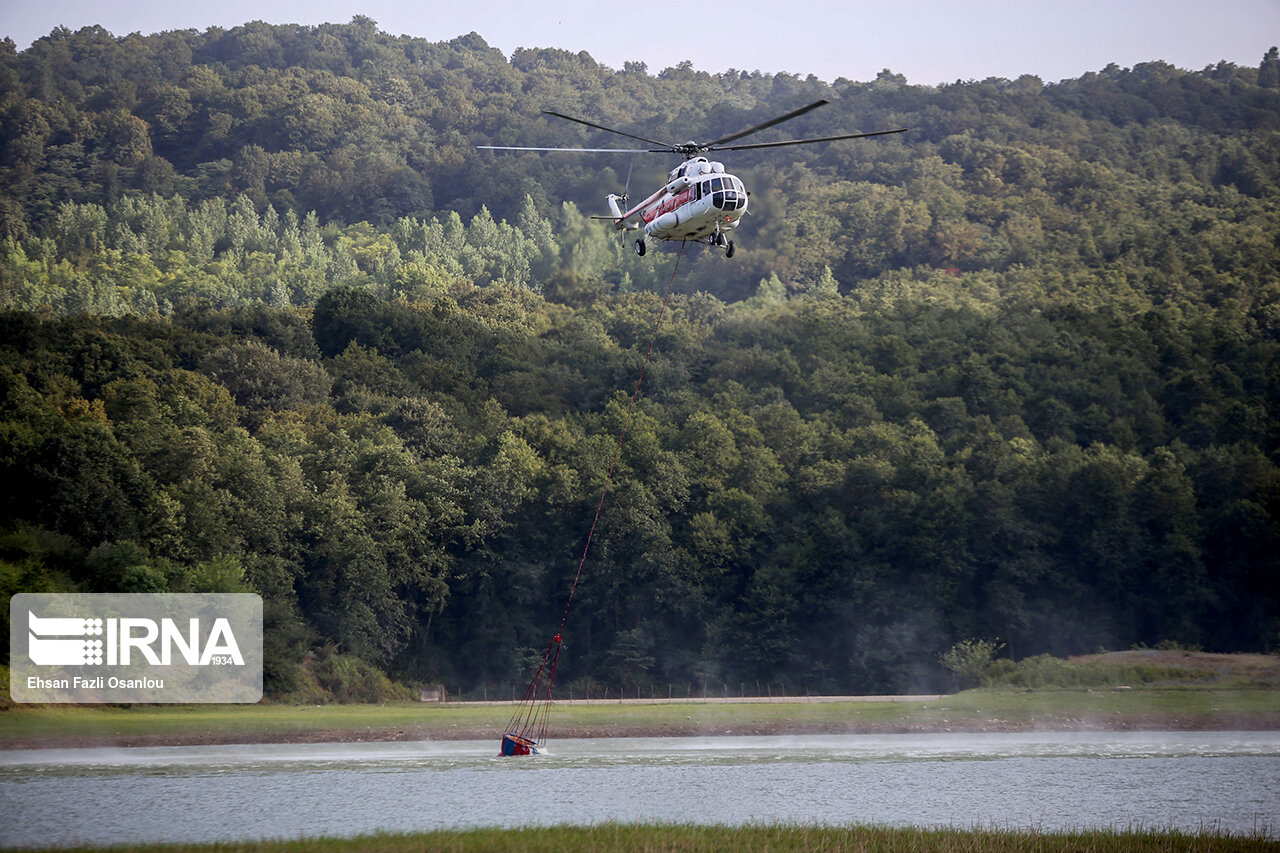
621, 159, 634, 209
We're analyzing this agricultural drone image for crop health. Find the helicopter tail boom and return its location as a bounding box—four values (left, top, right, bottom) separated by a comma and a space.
606, 194, 628, 221
603, 194, 641, 230
603, 186, 665, 230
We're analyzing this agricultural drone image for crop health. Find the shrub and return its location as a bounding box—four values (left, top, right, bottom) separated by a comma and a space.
939, 638, 1004, 689
287, 646, 415, 703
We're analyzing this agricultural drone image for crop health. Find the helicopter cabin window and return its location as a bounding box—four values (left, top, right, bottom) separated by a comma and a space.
704, 175, 746, 211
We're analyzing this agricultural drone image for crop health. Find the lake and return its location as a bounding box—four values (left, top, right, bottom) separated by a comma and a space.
2, 731, 1277, 848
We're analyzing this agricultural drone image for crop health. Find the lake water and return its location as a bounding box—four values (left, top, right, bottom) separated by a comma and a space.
2, 731, 1277, 848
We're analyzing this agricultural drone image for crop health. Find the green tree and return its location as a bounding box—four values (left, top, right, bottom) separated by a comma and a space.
939, 638, 1004, 689
1259, 46, 1280, 88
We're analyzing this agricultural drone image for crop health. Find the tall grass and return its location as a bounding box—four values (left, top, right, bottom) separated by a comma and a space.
27, 823, 1279, 852
982, 655, 1201, 689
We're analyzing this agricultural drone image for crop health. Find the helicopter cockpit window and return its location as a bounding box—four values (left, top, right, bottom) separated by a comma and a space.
706, 175, 745, 211
698, 176, 745, 210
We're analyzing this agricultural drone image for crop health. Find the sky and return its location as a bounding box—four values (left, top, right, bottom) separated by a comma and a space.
3, 0, 1277, 85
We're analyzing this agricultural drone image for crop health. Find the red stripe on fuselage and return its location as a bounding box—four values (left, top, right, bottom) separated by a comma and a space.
641, 188, 696, 224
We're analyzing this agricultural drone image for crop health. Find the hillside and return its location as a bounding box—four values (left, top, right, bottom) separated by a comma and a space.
0, 22, 1277, 698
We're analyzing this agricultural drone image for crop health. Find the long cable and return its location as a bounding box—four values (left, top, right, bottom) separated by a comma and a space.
505, 242, 687, 749
556, 241, 687, 635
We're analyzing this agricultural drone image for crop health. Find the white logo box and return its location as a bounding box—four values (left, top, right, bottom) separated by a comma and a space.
10, 593, 262, 703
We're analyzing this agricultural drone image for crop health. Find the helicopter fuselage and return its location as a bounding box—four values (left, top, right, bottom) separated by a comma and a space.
609, 157, 747, 255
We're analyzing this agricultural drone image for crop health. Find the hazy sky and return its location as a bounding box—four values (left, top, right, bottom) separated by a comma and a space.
4, 0, 1277, 85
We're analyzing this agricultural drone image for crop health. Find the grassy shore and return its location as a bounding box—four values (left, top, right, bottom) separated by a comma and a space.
3, 685, 1278, 748
21, 823, 1280, 853
4, 651, 1276, 748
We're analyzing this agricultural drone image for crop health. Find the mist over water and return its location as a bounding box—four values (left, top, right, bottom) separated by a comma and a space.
3, 732, 1277, 848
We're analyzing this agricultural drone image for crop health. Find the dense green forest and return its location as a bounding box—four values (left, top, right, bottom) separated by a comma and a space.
1, 21, 1278, 698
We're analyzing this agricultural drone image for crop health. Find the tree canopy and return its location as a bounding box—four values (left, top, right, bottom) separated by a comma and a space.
1, 21, 1277, 698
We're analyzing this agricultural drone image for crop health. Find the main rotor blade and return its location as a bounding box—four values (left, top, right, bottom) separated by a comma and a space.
542, 110, 675, 149
702, 99, 833, 148
477, 145, 655, 153
709, 127, 909, 151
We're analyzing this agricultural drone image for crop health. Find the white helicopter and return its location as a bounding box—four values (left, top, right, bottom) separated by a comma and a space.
478, 99, 906, 257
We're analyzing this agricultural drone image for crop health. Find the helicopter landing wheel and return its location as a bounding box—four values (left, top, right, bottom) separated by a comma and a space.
725, 240, 735, 259
634, 239, 646, 256
713, 232, 727, 247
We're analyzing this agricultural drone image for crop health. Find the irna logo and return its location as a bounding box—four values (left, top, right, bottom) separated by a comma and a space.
10, 593, 263, 703
27, 611, 245, 667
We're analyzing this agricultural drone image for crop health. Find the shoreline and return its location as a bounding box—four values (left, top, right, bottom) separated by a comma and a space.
7, 709, 1279, 750
7, 668, 1278, 750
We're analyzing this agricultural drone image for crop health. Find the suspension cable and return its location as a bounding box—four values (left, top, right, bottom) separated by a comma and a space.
556, 241, 687, 635
505, 242, 687, 750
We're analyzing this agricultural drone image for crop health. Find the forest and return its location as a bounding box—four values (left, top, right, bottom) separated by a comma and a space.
0, 21, 1277, 698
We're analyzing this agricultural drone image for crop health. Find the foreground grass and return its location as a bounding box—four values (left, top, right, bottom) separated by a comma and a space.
2, 686, 1278, 747
25, 824, 1280, 853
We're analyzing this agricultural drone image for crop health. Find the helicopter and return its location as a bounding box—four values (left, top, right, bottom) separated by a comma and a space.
478, 99, 906, 257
